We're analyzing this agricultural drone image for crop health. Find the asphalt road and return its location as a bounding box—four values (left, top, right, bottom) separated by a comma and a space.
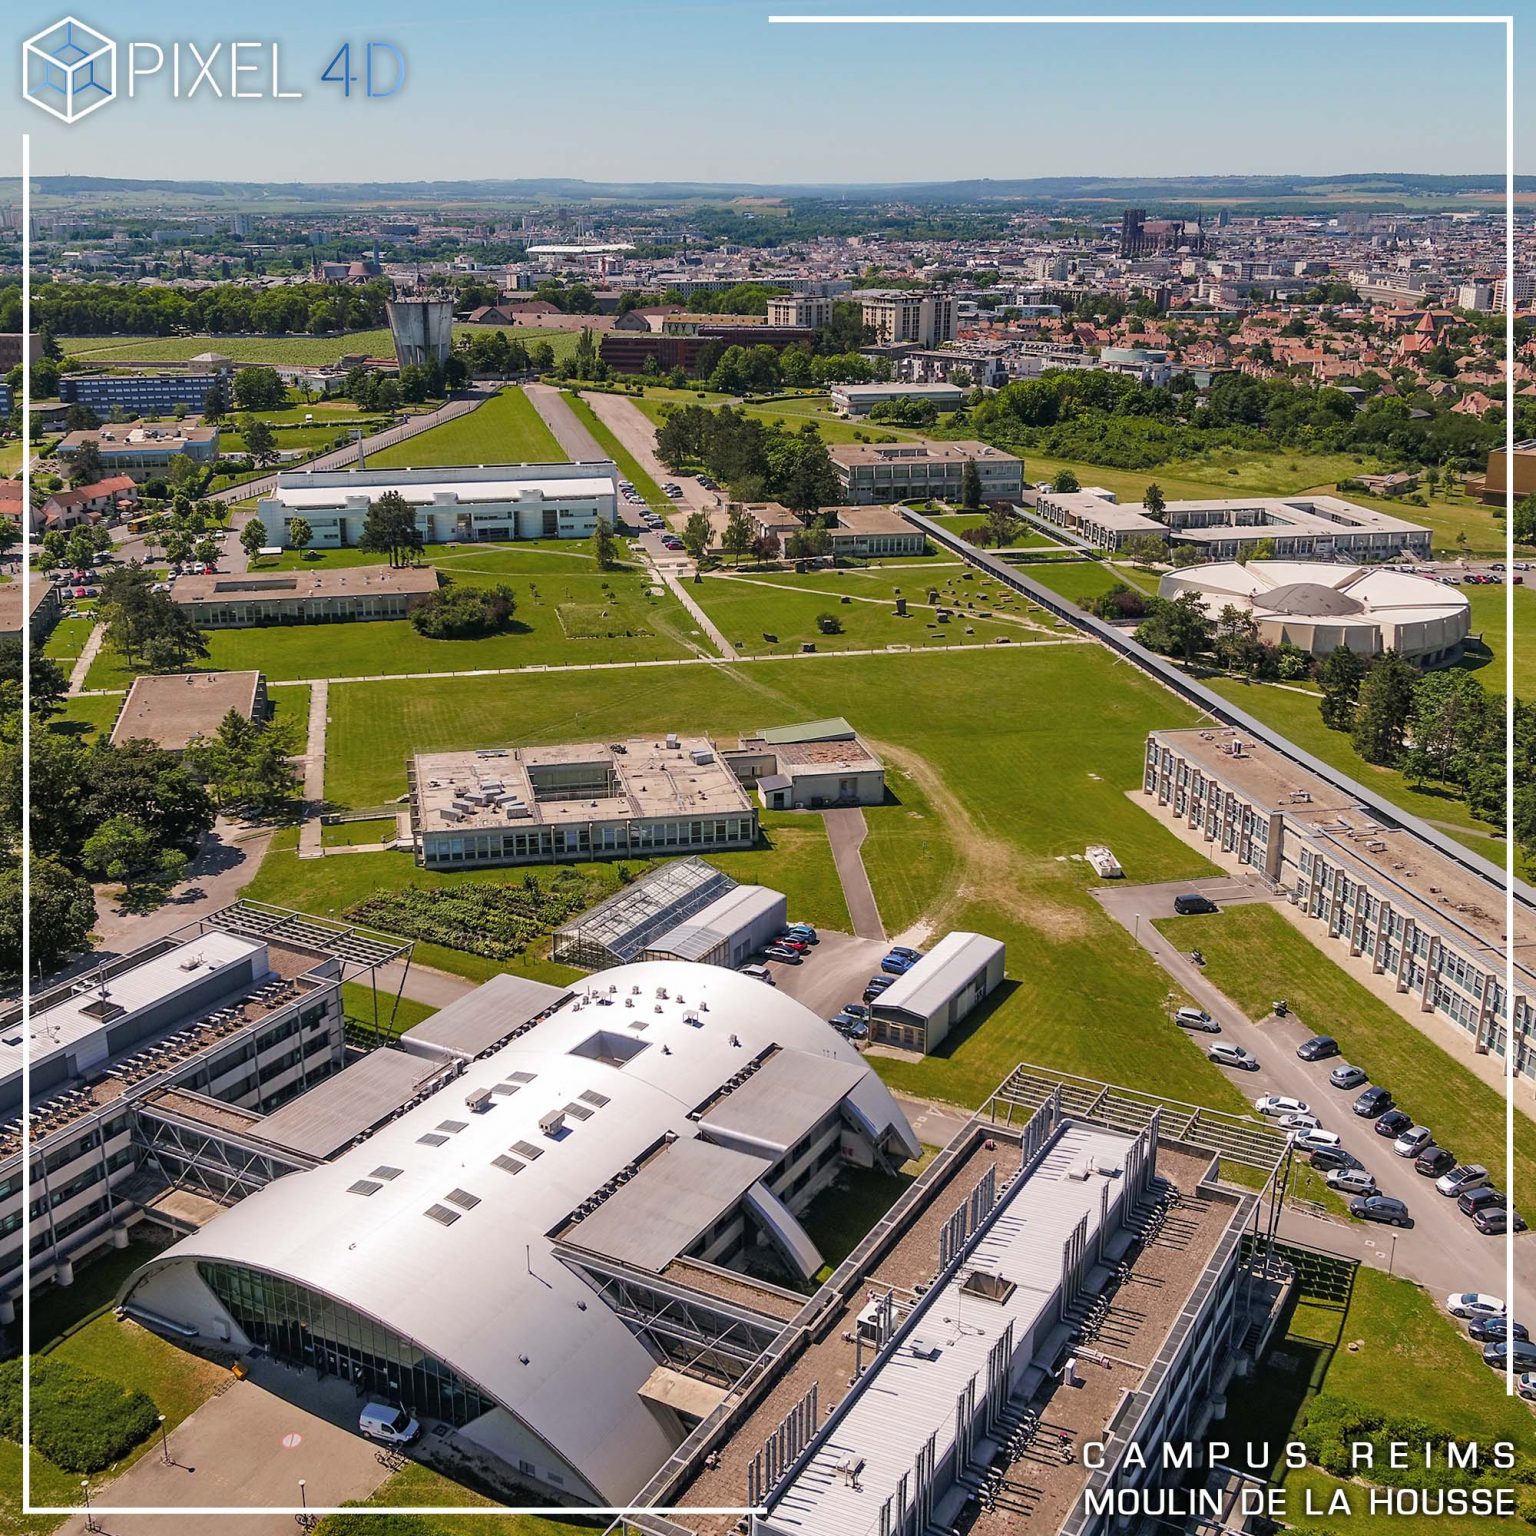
1095, 876, 1535, 1327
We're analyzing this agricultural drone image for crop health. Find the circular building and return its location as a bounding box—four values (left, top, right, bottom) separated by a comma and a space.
1157, 560, 1470, 665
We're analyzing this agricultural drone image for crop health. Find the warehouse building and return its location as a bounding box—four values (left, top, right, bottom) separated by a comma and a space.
869, 930, 1007, 1052
829, 440, 1024, 505
170, 566, 440, 628
621, 1062, 1288, 1536
0, 903, 410, 1315
410, 739, 758, 870
1144, 728, 1535, 1086
638, 883, 787, 967
724, 718, 886, 810
119, 963, 921, 1506
110, 670, 268, 753
1157, 561, 1470, 666
255, 463, 619, 549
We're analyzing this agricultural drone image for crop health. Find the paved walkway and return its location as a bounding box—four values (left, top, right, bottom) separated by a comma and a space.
580, 391, 716, 517
524, 381, 607, 461
660, 568, 739, 659
297, 681, 328, 860
66, 621, 105, 696
823, 808, 884, 940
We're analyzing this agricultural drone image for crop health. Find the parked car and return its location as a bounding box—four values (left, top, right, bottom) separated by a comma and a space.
1326, 1168, 1377, 1197
358, 1403, 420, 1446
1173, 893, 1218, 915
1518, 1373, 1536, 1402
1175, 1007, 1219, 1032
1309, 1146, 1364, 1173
1278, 1111, 1322, 1132
1437, 1164, 1490, 1198
1296, 1035, 1339, 1061
1255, 1095, 1310, 1118
1459, 1186, 1506, 1217
1473, 1207, 1527, 1235
1350, 1194, 1411, 1227
1469, 1317, 1530, 1344
1373, 1109, 1413, 1138
1329, 1064, 1368, 1090
1393, 1125, 1433, 1158
1482, 1340, 1536, 1371
880, 953, 917, 976
1413, 1147, 1456, 1178
783, 924, 819, 944
739, 963, 774, 984
762, 944, 803, 964
774, 937, 811, 953
1293, 1129, 1342, 1154
863, 975, 896, 1003
1354, 1086, 1394, 1118
829, 1013, 868, 1040
888, 946, 922, 962
1446, 1291, 1505, 1320
840, 1003, 871, 1023
1210, 1043, 1259, 1071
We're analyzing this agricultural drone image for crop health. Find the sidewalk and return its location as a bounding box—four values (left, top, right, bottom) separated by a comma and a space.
297, 680, 328, 860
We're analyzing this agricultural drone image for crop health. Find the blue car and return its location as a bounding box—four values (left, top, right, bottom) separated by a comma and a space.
880, 953, 917, 975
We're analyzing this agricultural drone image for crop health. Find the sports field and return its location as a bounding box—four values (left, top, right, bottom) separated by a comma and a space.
276, 643, 1242, 1112
368, 387, 565, 468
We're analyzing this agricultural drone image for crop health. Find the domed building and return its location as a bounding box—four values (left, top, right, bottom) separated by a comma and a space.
1158, 561, 1470, 665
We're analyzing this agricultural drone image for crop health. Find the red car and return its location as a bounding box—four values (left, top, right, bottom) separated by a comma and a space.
775, 937, 811, 953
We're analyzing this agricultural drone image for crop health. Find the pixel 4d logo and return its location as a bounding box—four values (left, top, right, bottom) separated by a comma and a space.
23, 16, 116, 123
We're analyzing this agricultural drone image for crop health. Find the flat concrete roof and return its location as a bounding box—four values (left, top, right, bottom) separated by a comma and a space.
171, 567, 439, 604
399, 974, 572, 1062
268, 475, 616, 511
829, 439, 1018, 467
111, 670, 263, 752
698, 1048, 865, 1155
253, 1049, 451, 1160
561, 1136, 771, 1272
413, 739, 754, 835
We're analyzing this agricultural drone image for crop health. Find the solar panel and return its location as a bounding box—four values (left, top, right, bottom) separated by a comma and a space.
492, 1082, 520, 1096
371, 1165, 403, 1181
437, 1119, 468, 1134
492, 1154, 524, 1174
347, 1179, 382, 1197
417, 1132, 449, 1147
509, 1071, 537, 1084
510, 1139, 544, 1160
578, 1089, 610, 1108
445, 1188, 481, 1210
424, 1204, 461, 1226
562, 1101, 594, 1121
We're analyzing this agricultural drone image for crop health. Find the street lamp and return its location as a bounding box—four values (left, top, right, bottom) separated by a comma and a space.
158, 1412, 170, 1464
81, 1479, 99, 1534
298, 1476, 316, 1532
1389, 1232, 1398, 1275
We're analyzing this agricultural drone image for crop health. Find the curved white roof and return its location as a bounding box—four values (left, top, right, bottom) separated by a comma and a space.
124, 962, 916, 1502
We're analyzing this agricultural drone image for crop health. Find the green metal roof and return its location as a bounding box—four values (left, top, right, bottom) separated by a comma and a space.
754, 717, 856, 745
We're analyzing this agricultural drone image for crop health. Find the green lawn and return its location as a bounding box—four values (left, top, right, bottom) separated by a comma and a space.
561, 392, 669, 512
1318, 484, 1506, 558
707, 811, 851, 932
50, 695, 120, 741
1156, 904, 1536, 1203
340, 980, 436, 1039
368, 388, 565, 468
1223, 1265, 1536, 1532
85, 564, 698, 690
689, 569, 1056, 657
304, 644, 1240, 1111
629, 390, 925, 448
1459, 581, 1534, 702
1016, 560, 1134, 608
41, 617, 93, 666
58, 328, 587, 369
317, 1460, 598, 1535
322, 817, 400, 848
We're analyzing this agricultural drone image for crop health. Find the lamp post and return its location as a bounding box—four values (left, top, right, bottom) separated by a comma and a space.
297, 1477, 316, 1532
158, 1412, 171, 1465
1389, 1232, 1398, 1276
81, 1479, 100, 1534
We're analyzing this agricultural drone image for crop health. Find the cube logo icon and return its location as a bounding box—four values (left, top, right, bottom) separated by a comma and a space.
23, 17, 116, 124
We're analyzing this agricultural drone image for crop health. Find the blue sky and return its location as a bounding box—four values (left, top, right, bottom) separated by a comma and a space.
8, 1, 1520, 185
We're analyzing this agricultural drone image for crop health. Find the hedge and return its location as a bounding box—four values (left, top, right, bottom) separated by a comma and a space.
0, 1356, 159, 1472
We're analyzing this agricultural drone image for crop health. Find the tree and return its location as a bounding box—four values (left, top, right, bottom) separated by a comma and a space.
722, 505, 754, 566
1317, 645, 1368, 731
231, 366, 286, 410
1212, 604, 1262, 675
241, 415, 278, 468
0, 640, 67, 719
358, 490, 423, 568
185, 710, 303, 814
1050, 469, 1080, 494
81, 814, 159, 886
68, 440, 105, 487
240, 518, 268, 561
1350, 652, 1418, 766
1133, 592, 1212, 662
750, 531, 781, 563
984, 504, 1020, 548
1123, 533, 1169, 567
961, 460, 983, 511
96, 565, 209, 673
202, 379, 230, 423
0, 857, 96, 976
1408, 669, 1496, 786
1513, 491, 1536, 548
1143, 482, 1166, 520
681, 511, 714, 563
287, 517, 314, 559
408, 584, 516, 639
592, 516, 619, 571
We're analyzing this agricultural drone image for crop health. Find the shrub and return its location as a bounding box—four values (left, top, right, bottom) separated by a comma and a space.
0, 1357, 159, 1472
408, 583, 517, 640
815, 612, 844, 635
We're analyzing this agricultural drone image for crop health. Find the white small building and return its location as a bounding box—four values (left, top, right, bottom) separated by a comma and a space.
870, 931, 1006, 1053
829, 381, 967, 418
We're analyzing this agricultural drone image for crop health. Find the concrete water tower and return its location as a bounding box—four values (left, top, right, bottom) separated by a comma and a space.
386, 296, 453, 367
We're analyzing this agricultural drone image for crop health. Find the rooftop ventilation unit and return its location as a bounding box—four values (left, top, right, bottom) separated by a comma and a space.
466, 1087, 492, 1113
539, 1110, 566, 1137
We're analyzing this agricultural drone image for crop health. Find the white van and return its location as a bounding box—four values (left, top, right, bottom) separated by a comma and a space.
359, 1402, 420, 1445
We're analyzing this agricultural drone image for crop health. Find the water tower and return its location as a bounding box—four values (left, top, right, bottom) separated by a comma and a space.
386, 296, 453, 367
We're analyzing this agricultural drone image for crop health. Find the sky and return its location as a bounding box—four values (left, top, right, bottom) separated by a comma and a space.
3, 0, 1521, 187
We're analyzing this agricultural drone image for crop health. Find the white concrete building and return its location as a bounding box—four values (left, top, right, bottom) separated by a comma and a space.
830, 381, 967, 417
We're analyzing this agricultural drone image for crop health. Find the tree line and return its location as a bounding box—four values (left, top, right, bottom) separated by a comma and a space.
655, 406, 839, 511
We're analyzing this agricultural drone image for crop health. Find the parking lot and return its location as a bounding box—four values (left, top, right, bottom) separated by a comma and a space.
753, 929, 893, 1027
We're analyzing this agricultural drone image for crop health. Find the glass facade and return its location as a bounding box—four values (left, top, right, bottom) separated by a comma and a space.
196, 1261, 495, 1427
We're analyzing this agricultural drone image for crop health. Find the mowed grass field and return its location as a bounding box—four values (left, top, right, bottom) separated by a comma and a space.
290, 644, 1244, 1112
58, 328, 587, 368
368, 387, 564, 468
629, 391, 925, 448
690, 567, 1062, 656
1157, 904, 1536, 1204
85, 552, 701, 688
